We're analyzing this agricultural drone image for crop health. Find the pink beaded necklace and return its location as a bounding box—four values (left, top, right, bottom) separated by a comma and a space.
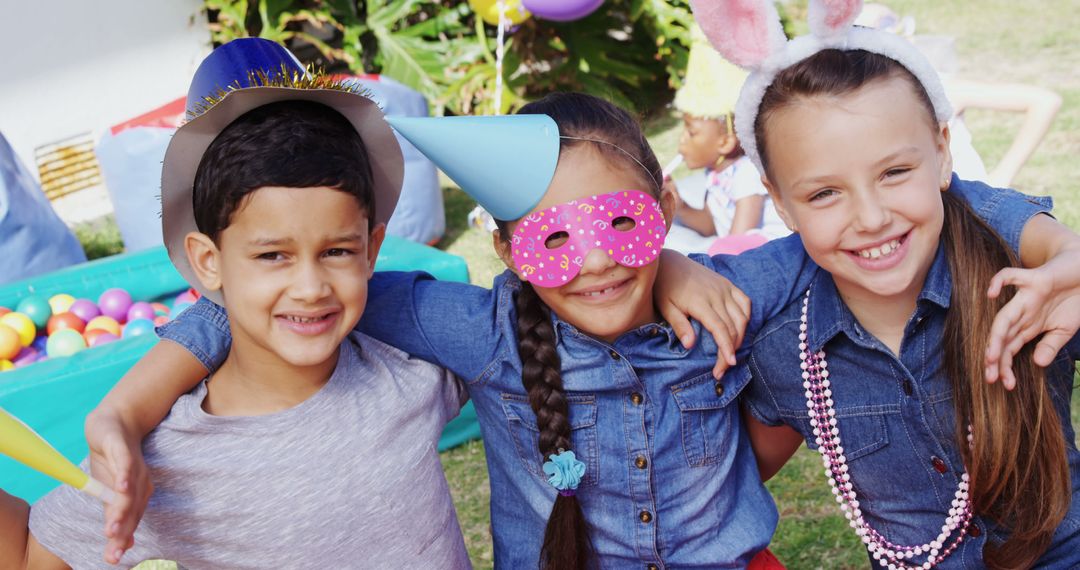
799, 290, 975, 569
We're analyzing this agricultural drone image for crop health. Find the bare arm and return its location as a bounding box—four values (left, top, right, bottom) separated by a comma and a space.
84, 340, 208, 564
728, 195, 766, 235
946, 79, 1062, 187
743, 410, 804, 482
985, 214, 1080, 387
0, 491, 69, 570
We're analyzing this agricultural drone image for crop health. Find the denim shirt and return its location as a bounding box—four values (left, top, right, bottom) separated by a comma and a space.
159, 176, 1050, 568
742, 189, 1080, 567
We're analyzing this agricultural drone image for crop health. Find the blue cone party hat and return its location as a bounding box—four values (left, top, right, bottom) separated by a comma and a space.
386, 115, 560, 221
162, 38, 402, 305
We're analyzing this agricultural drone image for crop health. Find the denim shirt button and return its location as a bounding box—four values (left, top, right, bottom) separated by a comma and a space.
969, 524, 982, 538
902, 379, 914, 396
639, 510, 653, 523
610, 350, 621, 360
714, 382, 724, 397
647, 565, 659, 570
634, 455, 648, 469
931, 456, 948, 474
630, 392, 644, 405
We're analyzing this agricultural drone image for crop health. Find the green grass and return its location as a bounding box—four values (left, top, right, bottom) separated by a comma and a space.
106, 3, 1077, 568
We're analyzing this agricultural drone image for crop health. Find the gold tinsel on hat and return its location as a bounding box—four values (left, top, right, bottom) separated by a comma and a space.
186, 64, 373, 120
674, 25, 749, 120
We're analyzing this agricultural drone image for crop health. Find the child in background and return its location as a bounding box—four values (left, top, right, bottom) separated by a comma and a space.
665, 25, 789, 256
0, 39, 469, 569
85, 87, 1077, 569
689, 0, 1080, 567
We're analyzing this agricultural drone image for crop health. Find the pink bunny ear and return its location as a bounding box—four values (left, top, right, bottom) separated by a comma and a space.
689, 0, 787, 69
808, 0, 863, 41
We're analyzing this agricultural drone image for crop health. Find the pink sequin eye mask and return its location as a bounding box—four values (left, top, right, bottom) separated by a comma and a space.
511, 190, 667, 287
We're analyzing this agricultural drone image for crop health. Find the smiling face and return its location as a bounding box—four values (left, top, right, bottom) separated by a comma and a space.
760, 74, 952, 309
194, 185, 383, 374
496, 144, 675, 343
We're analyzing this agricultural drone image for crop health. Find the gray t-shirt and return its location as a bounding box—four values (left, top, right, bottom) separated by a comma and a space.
29, 332, 471, 569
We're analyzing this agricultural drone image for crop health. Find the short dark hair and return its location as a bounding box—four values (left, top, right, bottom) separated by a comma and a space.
192, 100, 375, 240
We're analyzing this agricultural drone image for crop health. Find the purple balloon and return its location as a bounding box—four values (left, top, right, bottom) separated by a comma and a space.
98, 288, 134, 322
127, 302, 156, 322
522, 0, 603, 21
69, 298, 101, 323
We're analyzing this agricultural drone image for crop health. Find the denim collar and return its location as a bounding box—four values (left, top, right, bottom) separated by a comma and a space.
805, 242, 952, 353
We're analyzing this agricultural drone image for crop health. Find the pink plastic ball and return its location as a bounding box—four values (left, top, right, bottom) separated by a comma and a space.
127, 302, 156, 322
90, 332, 120, 347
98, 289, 134, 322
69, 299, 101, 323
12, 346, 38, 367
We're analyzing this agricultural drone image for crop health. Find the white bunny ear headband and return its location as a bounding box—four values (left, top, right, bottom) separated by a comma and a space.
689, 0, 953, 175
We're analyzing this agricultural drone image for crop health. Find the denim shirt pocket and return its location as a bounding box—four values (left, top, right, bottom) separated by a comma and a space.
500, 393, 599, 488
783, 404, 893, 462
671, 372, 741, 468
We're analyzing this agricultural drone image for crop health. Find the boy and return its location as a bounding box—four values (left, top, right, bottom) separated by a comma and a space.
0, 38, 469, 569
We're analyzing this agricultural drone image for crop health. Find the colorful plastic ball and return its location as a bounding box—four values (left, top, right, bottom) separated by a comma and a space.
15, 297, 51, 329
47, 312, 87, 336
69, 298, 101, 323
85, 316, 122, 337
153, 315, 169, 326
83, 328, 110, 346
522, 0, 603, 21
98, 289, 134, 322
0, 312, 36, 346
89, 332, 120, 347
171, 301, 194, 318
151, 302, 171, 317
48, 293, 76, 314
0, 359, 12, 372
12, 347, 38, 367
122, 318, 156, 339
469, 0, 530, 25
31, 335, 48, 352
0, 324, 20, 360
126, 302, 156, 322
174, 290, 197, 305
46, 329, 87, 358
0, 306, 9, 318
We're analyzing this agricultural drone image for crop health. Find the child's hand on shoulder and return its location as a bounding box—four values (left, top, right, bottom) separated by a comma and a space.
655, 249, 750, 379
985, 251, 1080, 389
85, 410, 153, 565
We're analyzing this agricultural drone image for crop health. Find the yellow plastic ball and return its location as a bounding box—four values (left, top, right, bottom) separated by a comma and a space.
469, 0, 530, 26
0, 312, 36, 347
85, 316, 122, 337
48, 293, 76, 314
0, 359, 12, 372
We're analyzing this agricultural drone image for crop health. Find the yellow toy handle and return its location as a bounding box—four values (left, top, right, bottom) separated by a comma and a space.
0, 407, 116, 504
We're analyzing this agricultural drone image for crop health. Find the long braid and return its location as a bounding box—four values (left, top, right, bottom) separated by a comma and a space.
514, 283, 592, 569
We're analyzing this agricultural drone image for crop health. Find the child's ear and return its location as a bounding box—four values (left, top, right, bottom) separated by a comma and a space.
492, 228, 526, 279
718, 130, 740, 157
185, 232, 224, 293
936, 121, 954, 191
761, 176, 798, 233
365, 222, 387, 272
659, 184, 677, 230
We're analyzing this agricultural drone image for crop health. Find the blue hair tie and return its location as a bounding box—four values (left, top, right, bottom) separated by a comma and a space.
543, 449, 586, 492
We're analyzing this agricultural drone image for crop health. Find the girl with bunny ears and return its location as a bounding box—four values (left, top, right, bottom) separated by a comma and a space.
689, 0, 1080, 568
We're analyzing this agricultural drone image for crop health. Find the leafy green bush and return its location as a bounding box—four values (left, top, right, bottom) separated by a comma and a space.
202, 0, 695, 116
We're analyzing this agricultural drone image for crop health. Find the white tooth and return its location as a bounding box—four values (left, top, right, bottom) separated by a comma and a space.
880, 242, 892, 255
860, 250, 870, 259
870, 247, 881, 259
